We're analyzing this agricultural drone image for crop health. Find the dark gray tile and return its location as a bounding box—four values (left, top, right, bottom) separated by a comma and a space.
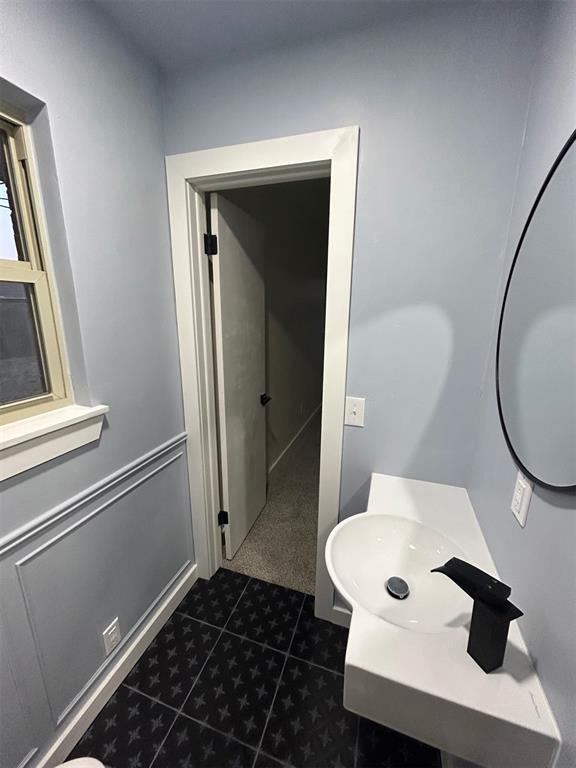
68, 574, 442, 768
357, 718, 442, 768
261, 657, 357, 768
177, 569, 250, 627
290, 595, 348, 673
228, 578, 304, 651
152, 715, 256, 768
67, 685, 175, 768
125, 612, 218, 708
182, 631, 283, 747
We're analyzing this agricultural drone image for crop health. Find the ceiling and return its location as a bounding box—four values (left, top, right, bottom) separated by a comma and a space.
94, 0, 394, 74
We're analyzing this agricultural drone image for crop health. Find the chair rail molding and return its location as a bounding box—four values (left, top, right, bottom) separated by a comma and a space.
0, 432, 187, 559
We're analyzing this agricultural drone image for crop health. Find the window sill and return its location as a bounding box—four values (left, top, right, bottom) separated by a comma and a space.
0, 404, 109, 481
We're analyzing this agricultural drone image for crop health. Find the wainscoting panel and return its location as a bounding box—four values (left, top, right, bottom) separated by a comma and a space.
13, 448, 193, 725
0, 618, 39, 768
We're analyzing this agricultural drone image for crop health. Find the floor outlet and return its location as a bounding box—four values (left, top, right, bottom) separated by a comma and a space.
102, 617, 122, 655
510, 471, 532, 527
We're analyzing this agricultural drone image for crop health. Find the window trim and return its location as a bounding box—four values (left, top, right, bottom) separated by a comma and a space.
0, 110, 73, 424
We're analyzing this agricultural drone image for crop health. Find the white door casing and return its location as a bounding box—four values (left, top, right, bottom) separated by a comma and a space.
166, 127, 359, 625
211, 192, 267, 558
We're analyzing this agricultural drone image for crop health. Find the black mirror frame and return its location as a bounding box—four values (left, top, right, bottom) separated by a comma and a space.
495, 128, 576, 492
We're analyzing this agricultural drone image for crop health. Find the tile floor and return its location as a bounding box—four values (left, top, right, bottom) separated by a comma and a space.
68, 569, 442, 768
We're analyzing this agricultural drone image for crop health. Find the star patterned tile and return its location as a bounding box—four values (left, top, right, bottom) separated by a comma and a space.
125, 612, 219, 707
290, 595, 348, 673
182, 630, 283, 747
151, 715, 256, 768
357, 717, 442, 768
227, 577, 304, 651
67, 684, 175, 768
177, 569, 250, 627
67, 574, 443, 768
261, 656, 357, 768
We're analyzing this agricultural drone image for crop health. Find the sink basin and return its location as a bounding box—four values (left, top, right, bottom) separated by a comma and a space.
326, 513, 471, 633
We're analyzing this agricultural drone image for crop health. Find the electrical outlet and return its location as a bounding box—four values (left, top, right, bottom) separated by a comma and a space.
345, 396, 366, 427
510, 471, 532, 527
102, 617, 122, 656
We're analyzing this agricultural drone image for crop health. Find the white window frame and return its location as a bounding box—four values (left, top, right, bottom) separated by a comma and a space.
165, 127, 359, 625
0, 106, 107, 480
0, 110, 71, 423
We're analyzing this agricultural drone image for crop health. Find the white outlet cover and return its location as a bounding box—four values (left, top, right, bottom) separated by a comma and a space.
102, 617, 122, 656
345, 396, 366, 427
511, 471, 532, 527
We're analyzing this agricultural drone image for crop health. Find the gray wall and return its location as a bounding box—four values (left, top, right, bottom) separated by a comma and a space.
467, 3, 576, 766
163, 1, 545, 518
0, 3, 191, 766
163, 1, 576, 761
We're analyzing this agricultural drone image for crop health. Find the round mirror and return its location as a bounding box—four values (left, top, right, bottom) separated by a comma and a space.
496, 130, 576, 491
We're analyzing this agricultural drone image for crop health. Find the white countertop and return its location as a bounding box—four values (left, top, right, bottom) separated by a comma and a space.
342, 473, 561, 768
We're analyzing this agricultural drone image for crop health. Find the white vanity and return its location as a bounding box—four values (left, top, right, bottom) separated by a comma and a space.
325, 473, 561, 768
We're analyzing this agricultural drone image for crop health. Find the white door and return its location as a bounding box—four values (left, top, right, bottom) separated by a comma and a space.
210, 192, 267, 558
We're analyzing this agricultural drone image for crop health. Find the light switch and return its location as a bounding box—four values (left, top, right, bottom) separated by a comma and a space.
510, 471, 532, 527
345, 396, 366, 427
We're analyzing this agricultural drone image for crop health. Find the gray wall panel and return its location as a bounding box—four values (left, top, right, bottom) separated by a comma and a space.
0, 0, 186, 535
0, 3, 193, 764
0, 620, 38, 768
163, 1, 544, 510
15, 453, 191, 722
468, 3, 576, 765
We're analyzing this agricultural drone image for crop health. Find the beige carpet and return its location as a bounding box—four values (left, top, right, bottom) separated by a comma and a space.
222, 413, 320, 594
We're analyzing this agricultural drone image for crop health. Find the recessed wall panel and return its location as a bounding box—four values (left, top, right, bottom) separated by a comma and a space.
15, 454, 192, 720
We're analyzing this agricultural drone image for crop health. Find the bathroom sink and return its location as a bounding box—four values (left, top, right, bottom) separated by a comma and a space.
323, 474, 560, 768
326, 513, 470, 633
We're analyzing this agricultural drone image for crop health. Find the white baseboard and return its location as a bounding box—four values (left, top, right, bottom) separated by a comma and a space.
33, 562, 198, 768
268, 404, 321, 474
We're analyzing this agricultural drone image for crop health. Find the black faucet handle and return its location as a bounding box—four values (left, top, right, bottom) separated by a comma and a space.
431, 557, 511, 606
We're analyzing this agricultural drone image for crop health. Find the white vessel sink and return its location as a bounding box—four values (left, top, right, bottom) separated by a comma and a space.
325, 473, 561, 768
327, 513, 469, 633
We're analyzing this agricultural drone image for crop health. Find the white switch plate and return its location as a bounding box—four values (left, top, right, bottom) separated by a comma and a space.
102, 617, 122, 656
510, 471, 532, 527
345, 396, 366, 427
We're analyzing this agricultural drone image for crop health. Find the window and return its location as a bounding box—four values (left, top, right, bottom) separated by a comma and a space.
0, 111, 71, 425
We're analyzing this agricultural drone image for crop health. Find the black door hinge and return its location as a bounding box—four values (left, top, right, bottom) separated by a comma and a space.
218, 510, 229, 526
204, 233, 218, 255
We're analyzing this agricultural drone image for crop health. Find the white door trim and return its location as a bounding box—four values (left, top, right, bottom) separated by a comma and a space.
166, 127, 359, 624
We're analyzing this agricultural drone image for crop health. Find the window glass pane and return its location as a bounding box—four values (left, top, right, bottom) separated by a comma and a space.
0, 281, 48, 404
0, 130, 26, 262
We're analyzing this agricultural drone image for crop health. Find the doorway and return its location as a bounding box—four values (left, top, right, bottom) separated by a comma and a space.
209, 180, 329, 594
166, 127, 358, 624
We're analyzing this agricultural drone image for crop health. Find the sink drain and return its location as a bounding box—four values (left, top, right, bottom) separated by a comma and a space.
386, 576, 410, 600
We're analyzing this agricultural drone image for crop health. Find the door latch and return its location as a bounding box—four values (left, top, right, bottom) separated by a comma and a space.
260, 393, 271, 406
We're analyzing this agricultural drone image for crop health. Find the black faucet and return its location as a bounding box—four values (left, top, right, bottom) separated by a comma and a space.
431, 557, 523, 673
